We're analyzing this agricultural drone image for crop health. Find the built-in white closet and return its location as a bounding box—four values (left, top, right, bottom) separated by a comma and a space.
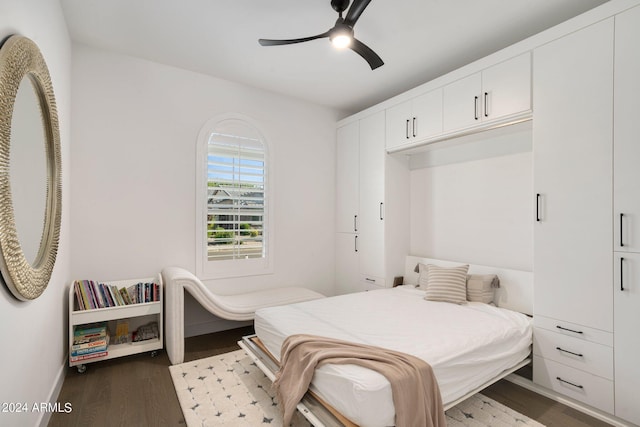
335, 1, 640, 425
335, 111, 409, 294
612, 4, 640, 426
531, 17, 615, 413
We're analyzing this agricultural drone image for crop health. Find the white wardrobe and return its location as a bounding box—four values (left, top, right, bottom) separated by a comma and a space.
533, 5, 640, 425
532, 17, 615, 414
335, 111, 409, 295
335, 1, 640, 424
612, 4, 640, 426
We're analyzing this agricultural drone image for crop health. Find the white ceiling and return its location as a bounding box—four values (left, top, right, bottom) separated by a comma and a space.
60, 0, 609, 116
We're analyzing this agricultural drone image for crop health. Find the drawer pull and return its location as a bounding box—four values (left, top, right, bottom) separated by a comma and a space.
365, 278, 376, 283
556, 347, 583, 357
556, 377, 584, 389
556, 325, 583, 335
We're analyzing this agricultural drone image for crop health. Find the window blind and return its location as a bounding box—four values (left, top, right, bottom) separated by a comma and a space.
207, 131, 265, 261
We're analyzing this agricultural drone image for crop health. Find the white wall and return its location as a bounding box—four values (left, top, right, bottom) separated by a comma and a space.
70, 44, 339, 334
409, 125, 533, 271
0, 1, 72, 426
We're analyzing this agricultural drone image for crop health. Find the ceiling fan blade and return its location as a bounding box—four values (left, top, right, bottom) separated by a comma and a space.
343, 0, 372, 27
350, 37, 383, 70
259, 31, 330, 46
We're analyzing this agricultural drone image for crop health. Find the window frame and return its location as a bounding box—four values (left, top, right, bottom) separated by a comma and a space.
195, 114, 274, 279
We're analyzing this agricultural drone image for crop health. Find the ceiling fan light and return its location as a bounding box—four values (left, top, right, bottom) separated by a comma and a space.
331, 34, 352, 49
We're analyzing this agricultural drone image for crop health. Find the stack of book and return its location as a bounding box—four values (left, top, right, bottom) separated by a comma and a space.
73, 280, 160, 310
70, 323, 109, 363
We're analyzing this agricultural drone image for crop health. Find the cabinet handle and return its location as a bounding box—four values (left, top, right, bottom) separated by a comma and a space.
365, 278, 376, 283
474, 96, 479, 120
380, 202, 384, 220
556, 347, 583, 357
354, 215, 358, 232
620, 257, 625, 291
536, 193, 541, 222
354, 235, 358, 252
620, 213, 624, 247
556, 377, 584, 389
406, 119, 410, 139
412, 117, 416, 137
556, 325, 583, 335
484, 92, 489, 117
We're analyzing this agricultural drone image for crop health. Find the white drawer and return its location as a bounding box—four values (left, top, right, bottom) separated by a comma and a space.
360, 275, 385, 290
533, 328, 613, 379
533, 355, 614, 413
534, 315, 613, 346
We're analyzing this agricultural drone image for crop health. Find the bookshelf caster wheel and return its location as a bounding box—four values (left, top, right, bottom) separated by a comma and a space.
150, 351, 158, 358
76, 364, 87, 374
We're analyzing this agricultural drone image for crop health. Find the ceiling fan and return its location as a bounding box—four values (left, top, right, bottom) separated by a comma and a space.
258, 0, 384, 70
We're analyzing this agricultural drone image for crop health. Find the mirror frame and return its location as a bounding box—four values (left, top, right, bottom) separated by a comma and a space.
0, 35, 62, 300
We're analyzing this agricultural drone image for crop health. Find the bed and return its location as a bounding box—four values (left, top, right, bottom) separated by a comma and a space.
239, 257, 533, 426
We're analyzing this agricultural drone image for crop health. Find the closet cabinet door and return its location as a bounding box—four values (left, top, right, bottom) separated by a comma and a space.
443, 73, 481, 132
358, 111, 385, 280
385, 100, 412, 150
335, 232, 360, 295
532, 19, 614, 332
614, 4, 640, 254
385, 89, 442, 151
411, 88, 443, 141
443, 54, 530, 133
481, 53, 531, 122
336, 121, 359, 234
614, 252, 640, 425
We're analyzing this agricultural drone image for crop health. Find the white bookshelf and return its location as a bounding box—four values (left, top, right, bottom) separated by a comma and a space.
68, 274, 163, 372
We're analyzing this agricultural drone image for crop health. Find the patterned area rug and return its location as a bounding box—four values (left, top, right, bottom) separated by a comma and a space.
169, 349, 544, 427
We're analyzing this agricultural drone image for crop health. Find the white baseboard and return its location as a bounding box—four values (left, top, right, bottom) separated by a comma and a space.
505, 374, 634, 427
38, 359, 68, 427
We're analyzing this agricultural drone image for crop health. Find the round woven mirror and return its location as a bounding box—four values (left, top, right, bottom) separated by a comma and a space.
0, 35, 62, 300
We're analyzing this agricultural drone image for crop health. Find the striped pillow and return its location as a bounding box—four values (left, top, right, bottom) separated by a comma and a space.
466, 274, 500, 304
423, 264, 469, 304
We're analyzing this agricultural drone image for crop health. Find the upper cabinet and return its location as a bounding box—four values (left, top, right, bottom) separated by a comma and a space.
385, 88, 443, 151
385, 52, 532, 152
443, 52, 531, 132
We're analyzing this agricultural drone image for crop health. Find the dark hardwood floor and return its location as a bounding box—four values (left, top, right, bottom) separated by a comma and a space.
49, 326, 611, 427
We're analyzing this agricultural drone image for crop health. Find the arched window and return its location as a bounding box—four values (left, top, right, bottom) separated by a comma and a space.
196, 115, 272, 279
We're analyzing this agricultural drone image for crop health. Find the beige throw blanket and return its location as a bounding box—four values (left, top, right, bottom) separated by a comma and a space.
273, 334, 446, 427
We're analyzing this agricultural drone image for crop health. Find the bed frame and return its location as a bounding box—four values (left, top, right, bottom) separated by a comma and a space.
240, 256, 534, 426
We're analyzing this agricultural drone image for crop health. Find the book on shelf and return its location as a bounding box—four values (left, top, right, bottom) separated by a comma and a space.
114, 319, 130, 344
71, 325, 110, 361
74, 323, 107, 347
71, 343, 108, 356
69, 350, 108, 363
71, 335, 109, 354
73, 280, 160, 311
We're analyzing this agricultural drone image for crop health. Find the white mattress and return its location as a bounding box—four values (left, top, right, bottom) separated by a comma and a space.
254, 286, 532, 427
